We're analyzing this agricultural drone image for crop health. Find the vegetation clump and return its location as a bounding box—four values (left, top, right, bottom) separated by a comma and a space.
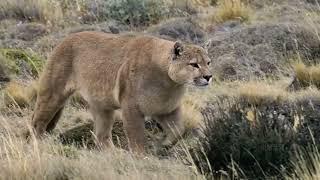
0, 49, 44, 78
195, 89, 320, 179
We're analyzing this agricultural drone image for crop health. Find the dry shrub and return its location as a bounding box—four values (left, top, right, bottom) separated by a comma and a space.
0, 0, 63, 24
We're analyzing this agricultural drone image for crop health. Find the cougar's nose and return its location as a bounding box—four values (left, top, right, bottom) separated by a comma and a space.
203, 75, 212, 82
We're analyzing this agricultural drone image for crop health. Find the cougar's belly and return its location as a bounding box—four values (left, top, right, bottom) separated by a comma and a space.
79, 87, 120, 109
75, 61, 124, 109
141, 100, 180, 116
138, 87, 185, 116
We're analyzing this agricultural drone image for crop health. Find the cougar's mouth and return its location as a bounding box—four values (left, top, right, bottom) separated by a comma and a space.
193, 77, 211, 87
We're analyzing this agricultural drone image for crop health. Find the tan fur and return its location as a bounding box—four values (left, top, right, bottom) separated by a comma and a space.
31, 31, 212, 153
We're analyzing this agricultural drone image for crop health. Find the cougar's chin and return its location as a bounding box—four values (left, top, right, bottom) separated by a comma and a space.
193, 78, 210, 87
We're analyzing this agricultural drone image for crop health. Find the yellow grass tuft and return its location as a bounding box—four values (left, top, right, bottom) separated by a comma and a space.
237, 81, 287, 105
207, 79, 320, 106
2, 81, 37, 108
215, 0, 252, 23
181, 93, 205, 130
293, 62, 320, 88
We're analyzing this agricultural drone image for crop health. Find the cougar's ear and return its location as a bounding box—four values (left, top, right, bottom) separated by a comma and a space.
173, 41, 183, 59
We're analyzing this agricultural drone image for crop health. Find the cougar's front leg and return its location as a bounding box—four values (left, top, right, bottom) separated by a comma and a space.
122, 104, 145, 153
155, 107, 185, 147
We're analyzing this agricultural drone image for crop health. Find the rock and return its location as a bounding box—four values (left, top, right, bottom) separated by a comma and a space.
214, 20, 242, 33
259, 60, 278, 74
213, 54, 239, 81
147, 17, 207, 44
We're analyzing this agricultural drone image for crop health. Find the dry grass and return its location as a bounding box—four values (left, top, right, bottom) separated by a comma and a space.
1, 81, 37, 109
0, 123, 203, 180
293, 62, 320, 89
181, 92, 206, 130
0, 101, 204, 179
237, 81, 288, 105
214, 0, 252, 23
206, 79, 320, 106
0, 0, 63, 25
286, 149, 320, 180
1, 79, 320, 179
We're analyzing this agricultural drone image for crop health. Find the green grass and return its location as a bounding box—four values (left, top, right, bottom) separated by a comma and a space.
0, 49, 44, 77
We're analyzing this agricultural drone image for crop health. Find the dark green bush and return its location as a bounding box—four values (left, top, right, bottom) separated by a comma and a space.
195, 98, 320, 179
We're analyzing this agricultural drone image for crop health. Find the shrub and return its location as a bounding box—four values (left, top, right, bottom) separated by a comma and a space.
85, 0, 170, 27
0, 49, 44, 78
0, 0, 63, 24
195, 92, 320, 179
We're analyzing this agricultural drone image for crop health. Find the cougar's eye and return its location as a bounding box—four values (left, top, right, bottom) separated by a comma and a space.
207, 62, 211, 65
189, 63, 199, 68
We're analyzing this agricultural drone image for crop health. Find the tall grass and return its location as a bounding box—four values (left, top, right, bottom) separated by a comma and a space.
0, 116, 204, 180
286, 147, 320, 180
